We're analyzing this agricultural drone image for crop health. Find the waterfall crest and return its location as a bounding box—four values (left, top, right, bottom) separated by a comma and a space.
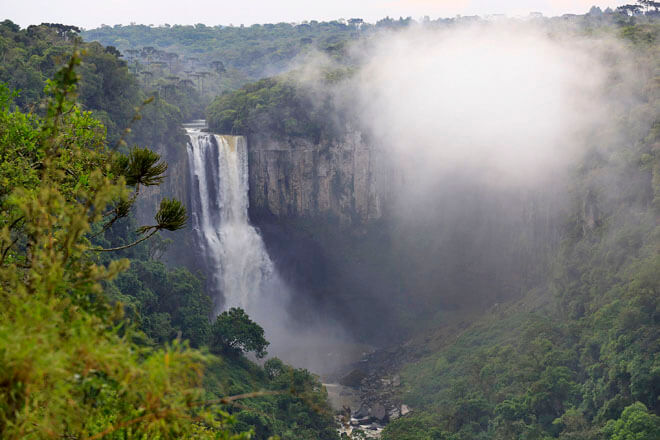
185, 122, 274, 314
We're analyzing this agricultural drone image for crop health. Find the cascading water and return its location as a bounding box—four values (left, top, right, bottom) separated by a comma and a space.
183, 121, 350, 374
185, 121, 274, 314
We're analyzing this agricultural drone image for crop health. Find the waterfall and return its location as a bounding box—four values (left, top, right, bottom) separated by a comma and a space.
183, 121, 349, 374
185, 121, 274, 314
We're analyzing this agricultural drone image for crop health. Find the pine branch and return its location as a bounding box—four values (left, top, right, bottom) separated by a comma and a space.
91, 228, 158, 252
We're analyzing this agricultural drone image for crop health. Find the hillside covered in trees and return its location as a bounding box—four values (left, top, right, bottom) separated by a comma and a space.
79, 20, 363, 110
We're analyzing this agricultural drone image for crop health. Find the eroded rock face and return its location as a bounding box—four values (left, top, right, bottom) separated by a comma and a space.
247, 131, 384, 225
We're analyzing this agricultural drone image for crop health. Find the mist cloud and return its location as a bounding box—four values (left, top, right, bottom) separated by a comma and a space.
288, 20, 642, 325
354, 23, 624, 194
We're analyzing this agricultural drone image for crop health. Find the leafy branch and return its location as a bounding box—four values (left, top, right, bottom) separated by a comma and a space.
92, 198, 187, 252
91, 147, 169, 237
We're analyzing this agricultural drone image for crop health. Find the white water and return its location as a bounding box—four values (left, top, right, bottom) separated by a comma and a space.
185, 121, 274, 314
183, 121, 353, 374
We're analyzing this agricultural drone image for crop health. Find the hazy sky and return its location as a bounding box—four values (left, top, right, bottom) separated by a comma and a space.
4, 0, 628, 29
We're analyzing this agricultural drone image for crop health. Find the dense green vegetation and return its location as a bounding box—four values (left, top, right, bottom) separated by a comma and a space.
80, 21, 360, 141
0, 51, 225, 438
0, 23, 338, 438
78, 20, 358, 111
80, 17, 423, 111
81, 20, 361, 81
0, 19, 198, 146
206, 74, 349, 141
204, 357, 337, 439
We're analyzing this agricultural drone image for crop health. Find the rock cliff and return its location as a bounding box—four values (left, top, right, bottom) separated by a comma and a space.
247, 131, 384, 225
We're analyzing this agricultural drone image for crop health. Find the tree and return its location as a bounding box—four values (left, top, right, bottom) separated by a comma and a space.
211, 307, 269, 358
141, 45, 156, 64
588, 6, 603, 16
602, 402, 660, 439
617, 4, 643, 15
636, 0, 660, 12
0, 19, 20, 33
264, 357, 285, 379
164, 52, 179, 73
104, 45, 122, 58
40, 22, 81, 40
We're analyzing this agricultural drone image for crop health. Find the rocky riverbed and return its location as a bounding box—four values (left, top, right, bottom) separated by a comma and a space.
324, 345, 415, 439
324, 377, 412, 439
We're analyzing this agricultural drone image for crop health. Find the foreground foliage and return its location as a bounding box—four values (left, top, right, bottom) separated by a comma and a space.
0, 52, 239, 438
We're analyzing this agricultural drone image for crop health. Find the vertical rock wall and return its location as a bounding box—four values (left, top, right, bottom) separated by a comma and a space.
247, 131, 384, 225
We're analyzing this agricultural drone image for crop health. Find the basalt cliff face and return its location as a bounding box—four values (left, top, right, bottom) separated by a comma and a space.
247, 131, 386, 225
245, 132, 398, 341
137, 130, 387, 229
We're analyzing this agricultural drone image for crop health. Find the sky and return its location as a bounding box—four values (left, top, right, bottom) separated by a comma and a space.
3, 0, 629, 29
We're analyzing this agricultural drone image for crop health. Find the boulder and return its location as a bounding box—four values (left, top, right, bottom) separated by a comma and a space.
369, 403, 387, 422
340, 368, 367, 388
353, 404, 369, 419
